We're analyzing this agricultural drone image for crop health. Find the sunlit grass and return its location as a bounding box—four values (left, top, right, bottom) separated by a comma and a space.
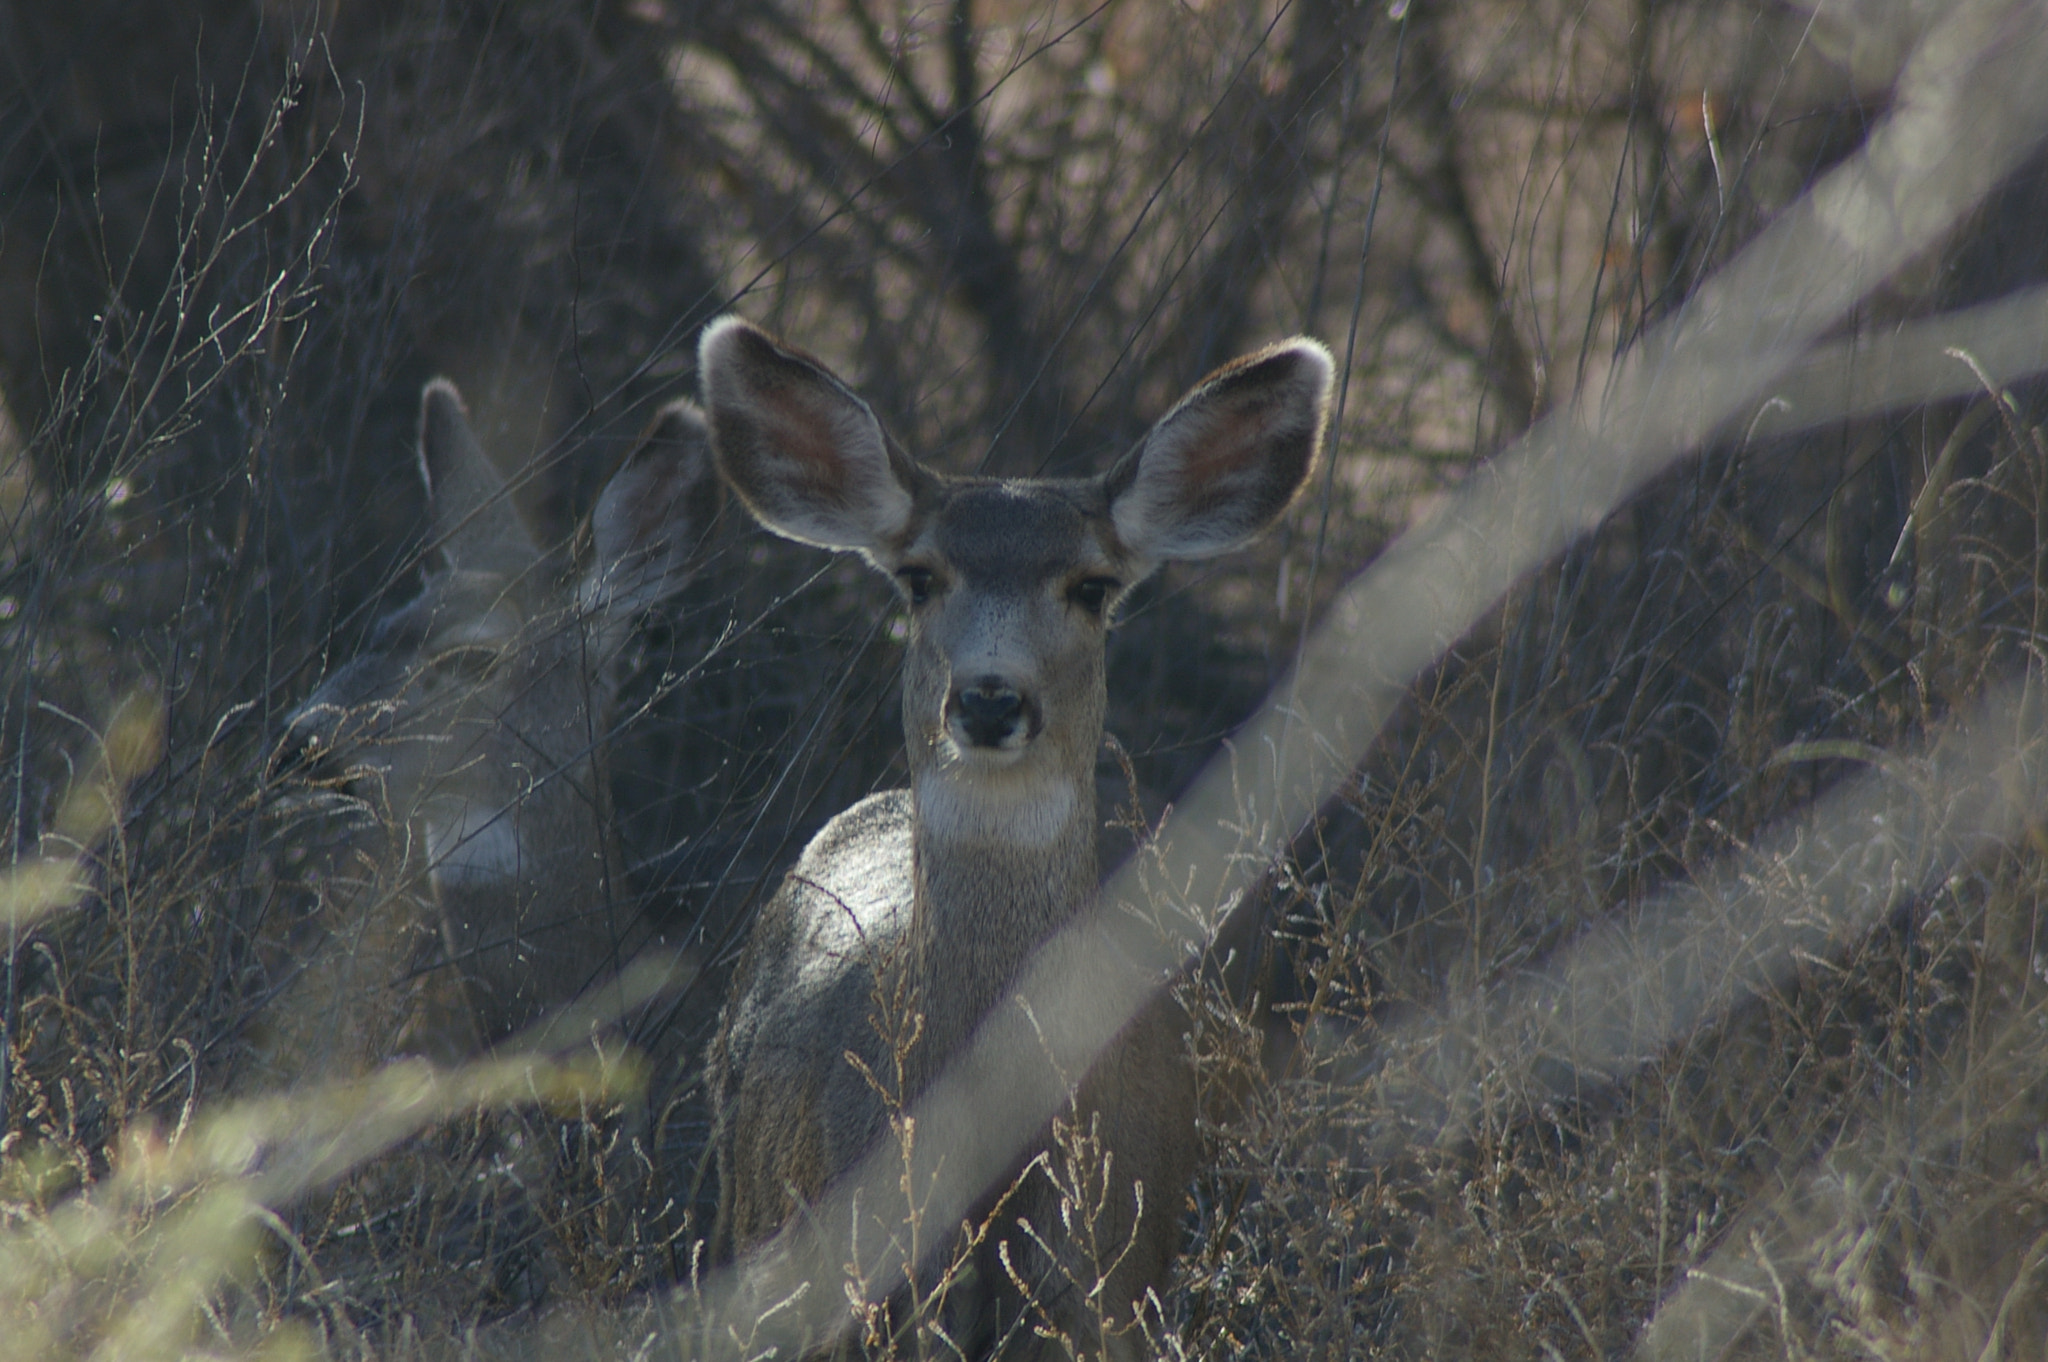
8, 2, 2048, 1360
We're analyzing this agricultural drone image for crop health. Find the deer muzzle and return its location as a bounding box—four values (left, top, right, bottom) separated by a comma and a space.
948, 675, 1040, 750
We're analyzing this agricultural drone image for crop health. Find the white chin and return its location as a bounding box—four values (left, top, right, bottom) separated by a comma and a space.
426, 810, 522, 886
917, 767, 1076, 846
938, 730, 1028, 766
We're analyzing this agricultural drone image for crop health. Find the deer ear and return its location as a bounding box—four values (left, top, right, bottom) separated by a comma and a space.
583, 399, 718, 622
418, 379, 541, 573
1105, 340, 1333, 563
697, 316, 918, 554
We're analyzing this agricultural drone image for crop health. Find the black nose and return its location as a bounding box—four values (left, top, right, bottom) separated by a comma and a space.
954, 679, 1025, 748
273, 705, 337, 779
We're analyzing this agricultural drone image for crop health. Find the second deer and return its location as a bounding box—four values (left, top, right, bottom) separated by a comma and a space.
703, 317, 1332, 1358
275, 381, 715, 1068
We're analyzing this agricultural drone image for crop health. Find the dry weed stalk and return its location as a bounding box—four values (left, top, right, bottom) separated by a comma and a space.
7, 4, 2048, 1361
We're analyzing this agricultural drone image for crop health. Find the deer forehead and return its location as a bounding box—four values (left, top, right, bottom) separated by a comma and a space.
404, 571, 537, 649
915, 480, 1121, 587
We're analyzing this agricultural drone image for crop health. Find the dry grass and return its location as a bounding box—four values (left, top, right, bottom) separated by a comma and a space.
6, 0, 2048, 1358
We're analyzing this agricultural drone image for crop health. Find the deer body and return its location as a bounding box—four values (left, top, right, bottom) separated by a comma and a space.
703, 318, 1331, 1358
278, 382, 713, 1065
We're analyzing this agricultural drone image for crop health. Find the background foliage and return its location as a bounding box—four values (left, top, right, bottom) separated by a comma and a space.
4, 0, 2047, 1357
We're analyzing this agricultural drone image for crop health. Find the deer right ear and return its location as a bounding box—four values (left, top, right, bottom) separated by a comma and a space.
418, 379, 540, 573
583, 398, 718, 623
1106, 339, 1332, 564
697, 316, 916, 554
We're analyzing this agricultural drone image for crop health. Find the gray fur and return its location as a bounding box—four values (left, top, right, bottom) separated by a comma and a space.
276, 384, 714, 1065
704, 318, 1332, 1358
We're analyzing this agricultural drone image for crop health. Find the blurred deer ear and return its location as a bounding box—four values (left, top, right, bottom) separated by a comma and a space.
583, 398, 718, 621
418, 379, 541, 573
1105, 340, 1333, 564
698, 316, 921, 555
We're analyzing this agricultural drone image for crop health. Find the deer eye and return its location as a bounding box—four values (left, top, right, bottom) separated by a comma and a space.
1068, 576, 1119, 617
895, 565, 938, 606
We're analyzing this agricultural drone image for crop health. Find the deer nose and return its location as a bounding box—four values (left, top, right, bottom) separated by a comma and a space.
274, 702, 339, 779
950, 676, 1034, 749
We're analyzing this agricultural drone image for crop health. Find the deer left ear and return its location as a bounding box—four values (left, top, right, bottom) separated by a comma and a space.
697, 315, 921, 556
418, 378, 543, 574
1105, 339, 1333, 563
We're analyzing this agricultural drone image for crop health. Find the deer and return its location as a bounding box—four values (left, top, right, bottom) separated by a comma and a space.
273, 379, 716, 1071
701, 316, 1332, 1359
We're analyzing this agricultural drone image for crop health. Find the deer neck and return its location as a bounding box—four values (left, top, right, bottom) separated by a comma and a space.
907, 763, 1098, 1056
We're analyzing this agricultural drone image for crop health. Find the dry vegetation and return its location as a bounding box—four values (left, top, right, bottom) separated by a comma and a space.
5, 0, 2048, 1357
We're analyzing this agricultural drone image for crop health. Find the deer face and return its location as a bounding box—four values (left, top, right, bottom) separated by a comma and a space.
884, 480, 1131, 842
288, 558, 591, 896
697, 316, 1332, 845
